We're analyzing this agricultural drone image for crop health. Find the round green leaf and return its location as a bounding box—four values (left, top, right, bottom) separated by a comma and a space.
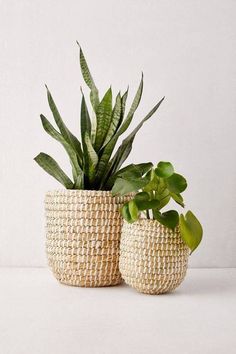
121, 203, 133, 223
128, 200, 139, 222
179, 211, 203, 254
153, 210, 179, 230
166, 173, 187, 193
155, 161, 174, 178
136, 199, 160, 211
134, 192, 150, 203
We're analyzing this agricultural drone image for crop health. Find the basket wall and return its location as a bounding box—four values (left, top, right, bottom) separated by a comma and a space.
45, 190, 130, 287
119, 219, 189, 294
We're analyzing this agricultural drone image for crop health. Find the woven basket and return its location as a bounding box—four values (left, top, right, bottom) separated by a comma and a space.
119, 219, 189, 294
45, 190, 131, 287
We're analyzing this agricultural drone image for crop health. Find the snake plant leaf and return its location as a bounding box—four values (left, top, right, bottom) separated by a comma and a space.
155, 161, 174, 178
179, 211, 203, 254
153, 210, 179, 230
94, 77, 143, 182
166, 173, 187, 194
83, 131, 98, 183
118, 74, 143, 135
73, 173, 84, 189
94, 87, 113, 151
106, 162, 153, 189
128, 200, 139, 221
34, 153, 74, 189
77, 42, 99, 111
121, 203, 133, 223
102, 92, 122, 147
40, 114, 83, 180
106, 96, 165, 179
80, 94, 91, 140
46, 86, 83, 165
121, 88, 129, 120
170, 192, 185, 207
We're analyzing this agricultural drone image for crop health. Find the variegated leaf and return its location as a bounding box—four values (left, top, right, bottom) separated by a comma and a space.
83, 131, 98, 183
45, 86, 83, 166
77, 42, 99, 111
34, 153, 74, 189
102, 92, 121, 147
40, 114, 82, 180
94, 87, 112, 151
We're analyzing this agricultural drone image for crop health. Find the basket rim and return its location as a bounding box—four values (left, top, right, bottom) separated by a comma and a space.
46, 189, 113, 194
123, 218, 179, 231
45, 189, 134, 197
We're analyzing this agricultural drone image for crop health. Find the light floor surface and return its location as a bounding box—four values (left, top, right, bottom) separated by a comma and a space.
0, 268, 235, 354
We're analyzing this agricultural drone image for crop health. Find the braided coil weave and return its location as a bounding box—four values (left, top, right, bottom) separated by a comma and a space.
45, 190, 131, 287
119, 220, 189, 294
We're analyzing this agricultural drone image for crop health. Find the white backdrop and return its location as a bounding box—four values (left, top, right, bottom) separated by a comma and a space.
0, 0, 235, 268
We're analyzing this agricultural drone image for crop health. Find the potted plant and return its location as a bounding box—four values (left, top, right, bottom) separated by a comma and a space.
34, 43, 164, 287
112, 161, 203, 294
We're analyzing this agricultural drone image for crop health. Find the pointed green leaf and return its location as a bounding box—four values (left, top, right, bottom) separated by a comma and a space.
94, 88, 112, 151
80, 95, 91, 140
105, 96, 165, 178
102, 92, 121, 147
153, 210, 179, 230
166, 173, 187, 193
77, 42, 99, 111
83, 131, 98, 183
34, 153, 74, 189
45, 86, 83, 165
94, 77, 145, 182
155, 161, 174, 178
170, 192, 185, 207
120, 88, 129, 122
118, 74, 143, 135
73, 173, 84, 189
40, 115, 82, 180
179, 211, 203, 253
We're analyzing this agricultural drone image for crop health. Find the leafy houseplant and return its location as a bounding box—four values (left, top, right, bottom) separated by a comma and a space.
112, 161, 203, 294
34, 43, 164, 190
34, 43, 165, 287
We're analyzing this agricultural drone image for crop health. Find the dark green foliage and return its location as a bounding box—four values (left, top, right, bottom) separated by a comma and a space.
112, 161, 203, 253
34, 44, 164, 190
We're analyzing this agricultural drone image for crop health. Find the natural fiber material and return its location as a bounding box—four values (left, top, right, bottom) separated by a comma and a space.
119, 219, 189, 294
45, 190, 131, 287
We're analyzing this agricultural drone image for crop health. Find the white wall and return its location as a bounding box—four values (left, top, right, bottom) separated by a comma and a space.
0, 0, 235, 268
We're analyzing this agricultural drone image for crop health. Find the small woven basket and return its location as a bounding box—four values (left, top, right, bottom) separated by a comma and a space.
45, 190, 131, 287
119, 219, 189, 294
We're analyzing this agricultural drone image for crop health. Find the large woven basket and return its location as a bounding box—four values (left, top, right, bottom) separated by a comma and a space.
45, 190, 131, 287
119, 219, 189, 294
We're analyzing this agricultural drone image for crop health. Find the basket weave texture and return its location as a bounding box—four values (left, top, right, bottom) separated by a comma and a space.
45, 190, 131, 287
119, 219, 189, 294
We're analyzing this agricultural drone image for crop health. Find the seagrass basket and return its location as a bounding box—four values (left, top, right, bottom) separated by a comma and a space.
119, 219, 190, 294
45, 190, 131, 287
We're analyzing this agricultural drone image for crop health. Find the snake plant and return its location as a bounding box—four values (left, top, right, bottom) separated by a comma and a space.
34, 43, 164, 190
